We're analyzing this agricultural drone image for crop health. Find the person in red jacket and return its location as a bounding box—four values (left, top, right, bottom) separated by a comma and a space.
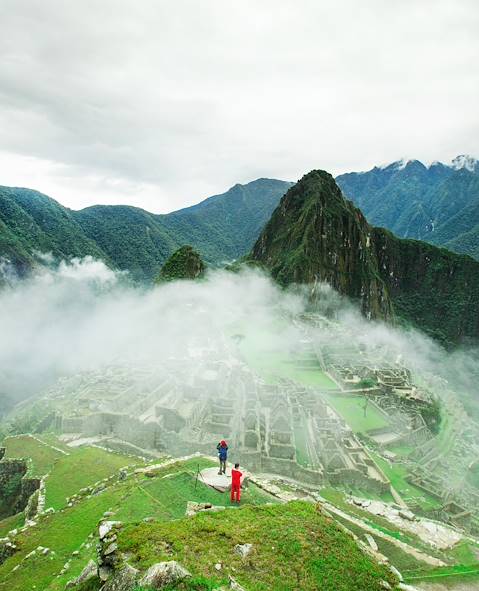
231, 462, 242, 503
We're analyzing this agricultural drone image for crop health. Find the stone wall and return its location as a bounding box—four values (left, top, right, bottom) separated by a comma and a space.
0, 458, 41, 519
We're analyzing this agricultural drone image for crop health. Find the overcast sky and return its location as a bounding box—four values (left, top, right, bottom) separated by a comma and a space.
0, 1, 478, 213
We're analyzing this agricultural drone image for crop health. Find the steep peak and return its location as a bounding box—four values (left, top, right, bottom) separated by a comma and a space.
250, 168, 392, 320
155, 245, 205, 283
287, 169, 344, 202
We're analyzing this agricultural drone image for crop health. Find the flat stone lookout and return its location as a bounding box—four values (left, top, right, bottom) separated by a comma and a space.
199, 467, 232, 492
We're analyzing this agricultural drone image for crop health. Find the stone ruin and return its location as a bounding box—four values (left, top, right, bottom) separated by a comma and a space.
0, 447, 41, 521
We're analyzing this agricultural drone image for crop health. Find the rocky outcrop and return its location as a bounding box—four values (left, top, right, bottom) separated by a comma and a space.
139, 561, 191, 588
250, 169, 479, 345
0, 457, 41, 519
96, 518, 194, 591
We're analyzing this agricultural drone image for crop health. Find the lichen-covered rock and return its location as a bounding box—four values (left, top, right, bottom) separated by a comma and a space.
65, 559, 97, 588
139, 561, 191, 588
234, 543, 253, 558
102, 563, 139, 591
99, 521, 122, 540
228, 576, 247, 591
185, 501, 226, 517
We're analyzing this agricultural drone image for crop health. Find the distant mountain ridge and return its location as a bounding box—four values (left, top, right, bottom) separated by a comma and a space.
336, 155, 479, 259
0, 179, 292, 282
250, 169, 479, 346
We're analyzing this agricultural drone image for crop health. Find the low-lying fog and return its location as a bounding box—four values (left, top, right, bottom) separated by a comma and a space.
0, 256, 477, 419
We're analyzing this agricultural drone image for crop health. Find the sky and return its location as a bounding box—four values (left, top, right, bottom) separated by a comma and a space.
0, 0, 478, 213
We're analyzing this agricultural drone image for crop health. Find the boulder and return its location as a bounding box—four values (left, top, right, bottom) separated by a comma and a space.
99, 521, 122, 540
185, 501, 226, 517
102, 564, 139, 591
399, 509, 416, 522
234, 543, 253, 558
139, 561, 191, 588
65, 559, 97, 588
229, 576, 247, 591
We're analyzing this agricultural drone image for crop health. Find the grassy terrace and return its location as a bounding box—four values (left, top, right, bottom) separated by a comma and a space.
370, 453, 442, 511
44, 446, 139, 509
0, 455, 277, 591
322, 394, 390, 433
118, 501, 399, 591
3, 435, 64, 477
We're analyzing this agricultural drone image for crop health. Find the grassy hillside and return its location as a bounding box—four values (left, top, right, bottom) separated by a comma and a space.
2, 435, 479, 590
118, 501, 398, 591
0, 447, 276, 591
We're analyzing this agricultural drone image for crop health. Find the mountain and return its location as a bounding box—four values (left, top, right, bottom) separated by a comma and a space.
0, 179, 291, 282
155, 245, 205, 282
161, 178, 293, 263
250, 170, 479, 345
0, 186, 109, 277
336, 156, 479, 260
250, 170, 393, 320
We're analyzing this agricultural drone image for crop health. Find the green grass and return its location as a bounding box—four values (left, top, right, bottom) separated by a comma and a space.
403, 564, 479, 586
323, 395, 389, 433
388, 445, 414, 457
44, 446, 137, 509
0, 511, 24, 536
118, 501, 399, 591
370, 453, 442, 511
331, 512, 427, 573
3, 435, 64, 477
237, 334, 337, 389
0, 486, 123, 591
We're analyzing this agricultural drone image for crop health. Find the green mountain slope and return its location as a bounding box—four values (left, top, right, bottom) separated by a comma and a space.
336, 158, 479, 259
0, 186, 108, 275
250, 170, 393, 321
0, 179, 291, 282
161, 178, 293, 263
73, 204, 179, 282
250, 170, 479, 345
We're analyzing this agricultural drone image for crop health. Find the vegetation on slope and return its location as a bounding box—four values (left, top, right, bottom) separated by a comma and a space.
155, 246, 205, 283
337, 160, 479, 260
250, 169, 479, 345
0, 451, 275, 591
250, 170, 393, 321
0, 179, 291, 282
118, 501, 398, 591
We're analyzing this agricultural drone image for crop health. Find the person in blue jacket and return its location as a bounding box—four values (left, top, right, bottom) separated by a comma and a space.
216, 440, 228, 475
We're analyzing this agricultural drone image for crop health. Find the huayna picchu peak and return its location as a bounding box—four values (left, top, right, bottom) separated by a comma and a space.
250, 169, 479, 346
251, 170, 393, 321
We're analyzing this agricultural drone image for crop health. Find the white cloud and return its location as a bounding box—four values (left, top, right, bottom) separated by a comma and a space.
0, 0, 478, 212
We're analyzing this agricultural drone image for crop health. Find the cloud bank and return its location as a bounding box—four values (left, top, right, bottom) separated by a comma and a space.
0, 257, 477, 423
